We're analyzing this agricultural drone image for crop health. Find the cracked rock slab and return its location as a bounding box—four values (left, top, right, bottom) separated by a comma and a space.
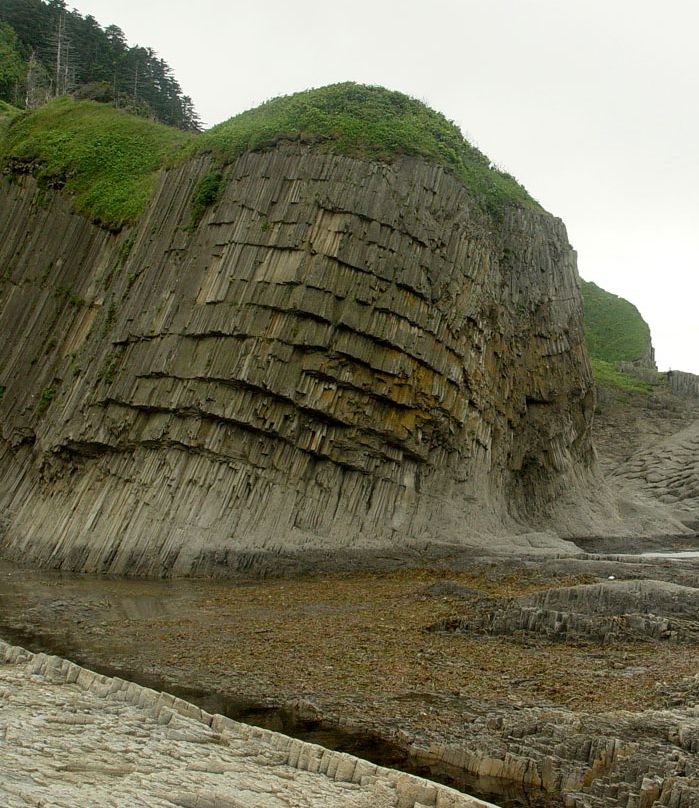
0, 640, 493, 808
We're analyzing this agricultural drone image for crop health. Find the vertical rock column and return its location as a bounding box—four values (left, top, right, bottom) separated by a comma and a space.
0, 146, 597, 575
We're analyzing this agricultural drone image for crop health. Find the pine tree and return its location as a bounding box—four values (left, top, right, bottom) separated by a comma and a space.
0, 0, 201, 129
0, 21, 27, 105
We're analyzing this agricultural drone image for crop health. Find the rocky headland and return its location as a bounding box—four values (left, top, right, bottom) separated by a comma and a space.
1, 83, 698, 808
0, 86, 691, 578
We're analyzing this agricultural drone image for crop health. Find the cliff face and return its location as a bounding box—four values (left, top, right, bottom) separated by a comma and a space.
0, 145, 612, 575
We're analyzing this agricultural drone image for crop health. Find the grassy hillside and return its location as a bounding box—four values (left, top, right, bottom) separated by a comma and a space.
581, 280, 655, 394
580, 280, 652, 364
0, 84, 541, 228
0, 98, 192, 229
197, 83, 539, 218
0, 100, 20, 120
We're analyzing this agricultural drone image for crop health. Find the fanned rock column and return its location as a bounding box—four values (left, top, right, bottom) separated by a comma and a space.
0, 145, 644, 575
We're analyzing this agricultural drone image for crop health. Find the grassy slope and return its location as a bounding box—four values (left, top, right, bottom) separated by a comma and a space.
0, 100, 20, 115
581, 280, 655, 394
580, 280, 651, 363
0, 84, 540, 228
0, 97, 192, 229
589, 358, 654, 395
196, 82, 540, 217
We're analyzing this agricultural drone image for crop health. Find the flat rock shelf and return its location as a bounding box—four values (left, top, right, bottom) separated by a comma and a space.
0, 640, 495, 808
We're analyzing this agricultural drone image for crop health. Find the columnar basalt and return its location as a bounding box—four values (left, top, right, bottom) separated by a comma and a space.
0, 144, 645, 575
667, 370, 699, 400
0, 640, 492, 808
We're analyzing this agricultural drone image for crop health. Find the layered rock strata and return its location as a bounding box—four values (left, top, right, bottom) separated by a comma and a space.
0, 145, 667, 575
429, 579, 699, 642
406, 698, 699, 808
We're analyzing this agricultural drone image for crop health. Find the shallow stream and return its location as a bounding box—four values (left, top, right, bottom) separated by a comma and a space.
0, 619, 555, 807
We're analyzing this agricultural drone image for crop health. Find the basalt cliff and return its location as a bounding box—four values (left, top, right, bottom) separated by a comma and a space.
0, 90, 685, 576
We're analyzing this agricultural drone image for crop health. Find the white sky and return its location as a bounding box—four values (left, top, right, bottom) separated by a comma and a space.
72, 0, 699, 373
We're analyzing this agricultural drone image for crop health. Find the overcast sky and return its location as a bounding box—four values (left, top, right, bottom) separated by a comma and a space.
73, 0, 699, 373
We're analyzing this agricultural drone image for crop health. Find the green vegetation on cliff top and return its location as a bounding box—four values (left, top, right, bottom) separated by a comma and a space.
195, 83, 539, 216
0, 83, 539, 228
0, 97, 192, 229
581, 280, 656, 394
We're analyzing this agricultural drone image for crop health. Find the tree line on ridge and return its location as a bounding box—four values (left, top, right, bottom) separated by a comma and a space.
0, 0, 201, 130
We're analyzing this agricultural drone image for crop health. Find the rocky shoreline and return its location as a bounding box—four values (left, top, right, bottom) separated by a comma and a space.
2, 547, 699, 807
0, 638, 493, 808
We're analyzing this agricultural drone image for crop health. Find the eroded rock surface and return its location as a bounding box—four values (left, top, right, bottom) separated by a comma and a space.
411, 699, 699, 808
0, 144, 665, 576
611, 420, 699, 530
3, 555, 699, 808
0, 640, 490, 808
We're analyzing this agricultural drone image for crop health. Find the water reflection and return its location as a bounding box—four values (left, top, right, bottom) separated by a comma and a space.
640, 551, 699, 558
0, 619, 556, 807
